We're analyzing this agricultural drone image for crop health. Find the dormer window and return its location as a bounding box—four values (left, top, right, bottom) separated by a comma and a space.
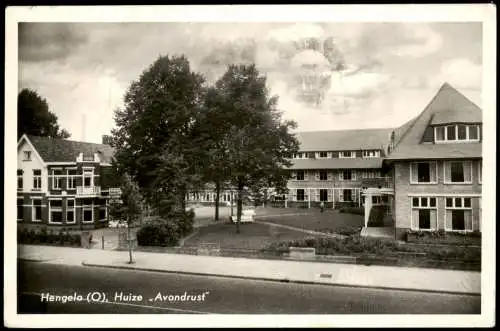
435, 124, 480, 143
23, 151, 31, 161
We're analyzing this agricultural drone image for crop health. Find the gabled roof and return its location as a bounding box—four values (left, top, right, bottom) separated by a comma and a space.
20, 135, 115, 163
290, 158, 383, 170
384, 83, 483, 162
296, 128, 393, 152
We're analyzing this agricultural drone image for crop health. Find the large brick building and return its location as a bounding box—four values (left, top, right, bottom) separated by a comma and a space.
17, 134, 119, 230
383, 83, 482, 239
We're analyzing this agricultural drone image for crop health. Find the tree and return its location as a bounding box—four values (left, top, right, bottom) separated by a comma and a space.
108, 173, 144, 264
111, 55, 206, 219
17, 88, 71, 139
213, 64, 300, 233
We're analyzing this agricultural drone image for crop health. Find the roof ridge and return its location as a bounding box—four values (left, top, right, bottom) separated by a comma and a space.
297, 127, 395, 134
27, 134, 110, 147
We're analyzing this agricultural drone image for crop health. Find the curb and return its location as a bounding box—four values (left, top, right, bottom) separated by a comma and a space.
18, 257, 53, 263
81, 261, 480, 297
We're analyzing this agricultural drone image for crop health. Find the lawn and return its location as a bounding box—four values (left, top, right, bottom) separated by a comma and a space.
255, 207, 364, 233
182, 222, 318, 250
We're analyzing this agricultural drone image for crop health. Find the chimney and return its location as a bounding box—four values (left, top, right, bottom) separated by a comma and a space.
102, 135, 112, 146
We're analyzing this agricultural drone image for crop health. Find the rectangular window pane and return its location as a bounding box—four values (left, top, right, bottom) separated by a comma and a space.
421, 197, 428, 207
447, 125, 456, 140
33, 199, 41, 206
469, 125, 478, 139
67, 211, 74, 222
457, 125, 467, 140
319, 189, 328, 202
464, 198, 471, 208
344, 189, 352, 201
17, 199, 24, 219
33, 169, 41, 176
51, 211, 62, 223
450, 162, 465, 182
67, 199, 75, 207
436, 126, 445, 140
417, 163, 430, 182
83, 209, 93, 222
429, 198, 436, 207
297, 189, 305, 201
99, 208, 106, 220
343, 171, 352, 180
296, 171, 304, 180
419, 209, 431, 229
35, 207, 42, 220
412, 197, 419, 207
455, 198, 462, 208
319, 152, 327, 158
50, 200, 62, 208
446, 198, 453, 207
452, 210, 465, 230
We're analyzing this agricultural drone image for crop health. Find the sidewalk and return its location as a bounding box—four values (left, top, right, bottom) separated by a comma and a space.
17, 244, 480, 295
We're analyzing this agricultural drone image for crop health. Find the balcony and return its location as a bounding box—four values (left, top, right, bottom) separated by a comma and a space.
77, 186, 101, 197
360, 177, 393, 190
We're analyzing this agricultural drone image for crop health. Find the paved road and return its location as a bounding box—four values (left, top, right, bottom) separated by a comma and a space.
17, 261, 480, 314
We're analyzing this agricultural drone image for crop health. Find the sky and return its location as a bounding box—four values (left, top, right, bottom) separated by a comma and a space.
18, 21, 483, 144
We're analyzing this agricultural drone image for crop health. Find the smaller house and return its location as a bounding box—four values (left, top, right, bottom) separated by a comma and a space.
17, 134, 120, 230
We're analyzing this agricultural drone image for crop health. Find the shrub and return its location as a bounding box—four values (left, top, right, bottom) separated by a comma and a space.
334, 226, 362, 236
136, 221, 179, 247
339, 206, 364, 215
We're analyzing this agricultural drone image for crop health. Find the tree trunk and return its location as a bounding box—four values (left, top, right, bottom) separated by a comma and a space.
127, 216, 133, 264
215, 181, 220, 221
236, 181, 244, 234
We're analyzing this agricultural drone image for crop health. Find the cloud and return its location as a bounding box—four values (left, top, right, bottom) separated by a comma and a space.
19, 23, 88, 62
436, 58, 482, 90
391, 24, 443, 58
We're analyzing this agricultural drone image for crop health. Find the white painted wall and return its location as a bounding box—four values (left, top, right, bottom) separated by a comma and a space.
17, 139, 47, 193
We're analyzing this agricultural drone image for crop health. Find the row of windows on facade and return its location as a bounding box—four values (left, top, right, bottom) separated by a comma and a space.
288, 188, 365, 202
17, 198, 107, 223
410, 161, 481, 184
411, 196, 481, 232
292, 150, 381, 160
22, 151, 98, 162
292, 170, 382, 181
17, 168, 96, 190
432, 124, 481, 143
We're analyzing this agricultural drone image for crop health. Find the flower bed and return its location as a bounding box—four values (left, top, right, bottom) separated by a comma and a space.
406, 230, 481, 246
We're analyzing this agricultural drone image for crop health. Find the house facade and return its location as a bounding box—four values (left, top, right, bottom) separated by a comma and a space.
383, 83, 483, 239
17, 134, 119, 230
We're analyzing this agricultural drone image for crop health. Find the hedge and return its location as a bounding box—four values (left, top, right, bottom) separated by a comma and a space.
406, 229, 481, 246
136, 210, 195, 247
367, 205, 389, 227
17, 228, 82, 247
338, 206, 364, 215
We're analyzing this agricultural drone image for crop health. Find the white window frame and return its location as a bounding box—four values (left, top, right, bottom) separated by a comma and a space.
32, 198, 43, 222
318, 151, 328, 159
318, 170, 328, 181
67, 168, 78, 189
66, 198, 76, 224
295, 170, 306, 181
33, 169, 42, 191
48, 198, 63, 224
51, 168, 63, 190
339, 151, 355, 159
82, 199, 94, 223
340, 170, 355, 181
434, 124, 481, 143
443, 161, 473, 184
410, 162, 438, 185
82, 167, 94, 187
478, 160, 482, 184
296, 189, 306, 202
363, 150, 380, 158
23, 151, 32, 161
340, 189, 353, 202
410, 196, 438, 231
17, 169, 23, 191
444, 197, 473, 233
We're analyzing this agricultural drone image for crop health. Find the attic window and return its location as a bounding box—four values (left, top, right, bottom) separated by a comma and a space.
434, 124, 480, 143
23, 151, 31, 161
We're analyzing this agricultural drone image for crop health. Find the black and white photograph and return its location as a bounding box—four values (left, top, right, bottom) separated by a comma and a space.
4, 4, 496, 328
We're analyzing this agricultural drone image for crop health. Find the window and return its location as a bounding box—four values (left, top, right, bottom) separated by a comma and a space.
341, 189, 353, 202
478, 160, 482, 184
435, 124, 481, 142
32, 199, 42, 222
319, 189, 328, 202
296, 189, 305, 201
33, 169, 42, 190
295, 171, 305, 181
363, 150, 380, 158
66, 199, 75, 223
445, 197, 473, 232
319, 151, 328, 158
99, 206, 107, 221
319, 170, 328, 181
17, 170, 23, 191
411, 197, 437, 230
49, 199, 63, 224
51, 169, 63, 190
23, 151, 31, 161
410, 162, 437, 184
293, 153, 308, 159
444, 161, 472, 184
340, 151, 354, 158
83, 199, 93, 223
67, 169, 77, 189
83, 168, 94, 187
341, 170, 355, 181
17, 198, 24, 221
